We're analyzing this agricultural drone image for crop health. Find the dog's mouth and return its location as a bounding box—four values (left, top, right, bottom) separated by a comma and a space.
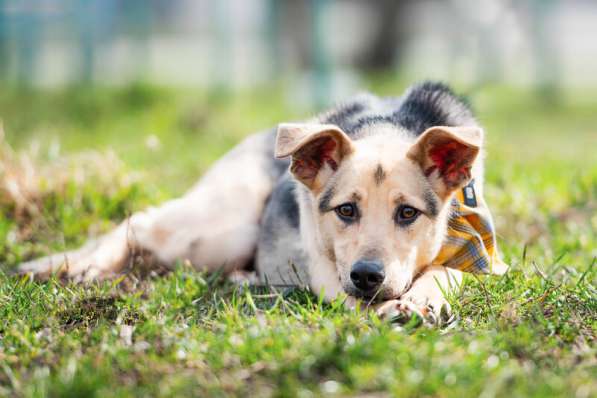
343, 281, 411, 304
344, 287, 398, 304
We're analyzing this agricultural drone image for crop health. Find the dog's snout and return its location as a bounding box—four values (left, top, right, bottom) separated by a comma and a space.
350, 260, 385, 293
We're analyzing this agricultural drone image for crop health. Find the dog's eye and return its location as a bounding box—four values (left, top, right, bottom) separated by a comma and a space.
395, 205, 420, 224
335, 203, 357, 221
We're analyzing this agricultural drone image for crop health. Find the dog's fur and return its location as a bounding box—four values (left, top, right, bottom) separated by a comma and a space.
18, 82, 492, 320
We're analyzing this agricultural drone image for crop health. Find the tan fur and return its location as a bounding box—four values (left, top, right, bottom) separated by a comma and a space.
19, 131, 276, 280
20, 118, 483, 323
278, 123, 483, 318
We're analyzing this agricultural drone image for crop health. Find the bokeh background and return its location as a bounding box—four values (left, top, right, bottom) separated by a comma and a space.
0, 2, 596, 396
1, 0, 597, 99
0, 0, 595, 262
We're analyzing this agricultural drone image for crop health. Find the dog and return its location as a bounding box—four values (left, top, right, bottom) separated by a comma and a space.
18, 82, 507, 323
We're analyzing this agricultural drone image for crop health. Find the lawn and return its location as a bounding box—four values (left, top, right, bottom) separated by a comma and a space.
0, 81, 595, 397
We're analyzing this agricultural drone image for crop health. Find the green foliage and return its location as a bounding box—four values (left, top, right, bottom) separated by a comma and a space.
0, 82, 595, 397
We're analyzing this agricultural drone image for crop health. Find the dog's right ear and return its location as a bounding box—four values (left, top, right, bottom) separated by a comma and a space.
407, 125, 482, 199
275, 123, 354, 191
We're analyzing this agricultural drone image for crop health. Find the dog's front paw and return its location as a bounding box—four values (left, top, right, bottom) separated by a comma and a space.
375, 294, 452, 327
400, 288, 451, 322
375, 299, 427, 326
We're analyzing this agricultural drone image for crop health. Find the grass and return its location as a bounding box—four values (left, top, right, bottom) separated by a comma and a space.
0, 81, 595, 397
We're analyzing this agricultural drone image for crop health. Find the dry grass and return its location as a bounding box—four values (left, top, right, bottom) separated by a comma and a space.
0, 121, 142, 247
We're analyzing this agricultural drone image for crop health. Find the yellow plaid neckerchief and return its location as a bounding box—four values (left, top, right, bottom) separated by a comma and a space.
432, 181, 508, 275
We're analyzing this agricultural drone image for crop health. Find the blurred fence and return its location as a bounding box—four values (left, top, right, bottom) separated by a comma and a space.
1, 0, 596, 100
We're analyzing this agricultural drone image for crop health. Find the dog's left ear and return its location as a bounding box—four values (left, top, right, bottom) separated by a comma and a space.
275, 123, 354, 191
408, 126, 483, 198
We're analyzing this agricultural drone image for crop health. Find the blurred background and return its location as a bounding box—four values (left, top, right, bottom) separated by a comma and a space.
1, 0, 596, 104
1, 4, 596, 396
0, 0, 595, 267
1, 0, 596, 181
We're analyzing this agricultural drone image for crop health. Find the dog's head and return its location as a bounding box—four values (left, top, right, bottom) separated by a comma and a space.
276, 122, 482, 300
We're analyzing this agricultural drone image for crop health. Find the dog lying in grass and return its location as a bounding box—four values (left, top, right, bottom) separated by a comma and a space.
18, 82, 507, 324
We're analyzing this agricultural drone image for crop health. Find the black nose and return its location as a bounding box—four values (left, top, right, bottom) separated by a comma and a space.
350, 260, 385, 293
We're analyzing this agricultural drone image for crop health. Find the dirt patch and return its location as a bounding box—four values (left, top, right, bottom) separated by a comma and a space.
58, 296, 142, 330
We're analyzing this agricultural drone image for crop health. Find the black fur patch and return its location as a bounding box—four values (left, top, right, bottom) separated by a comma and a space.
324, 81, 475, 138
373, 164, 386, 185
318, 184, 336, 213
323, 102, 365, 133
277, 178, 300, 228
423, 189, 440, 218
391, 82, 474, 136
349, 115, 394, 135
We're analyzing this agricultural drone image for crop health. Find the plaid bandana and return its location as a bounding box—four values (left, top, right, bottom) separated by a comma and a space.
432, 180, 508, 275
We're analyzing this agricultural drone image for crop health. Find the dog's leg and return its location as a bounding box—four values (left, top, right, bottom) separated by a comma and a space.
18, 130, 286, 281
18, 213, 150, 281
375, 265, 463, 324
